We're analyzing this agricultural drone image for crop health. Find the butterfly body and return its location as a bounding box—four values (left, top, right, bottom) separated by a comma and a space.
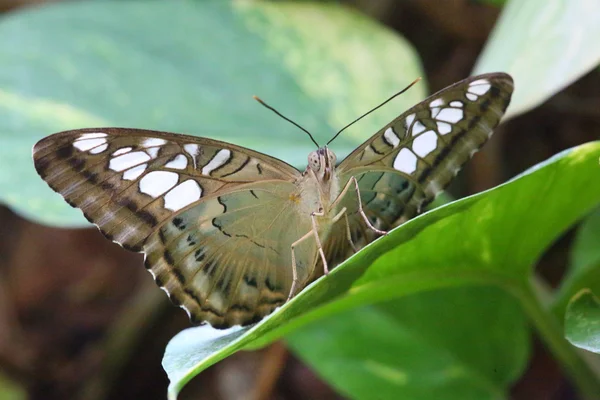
33, 73, 514, 328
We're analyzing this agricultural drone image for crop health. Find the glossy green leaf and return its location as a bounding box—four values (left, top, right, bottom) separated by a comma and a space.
287, 287, 528, 400
554, 208, 600, 317
565, 289, 600, 354
0, 0, 423, 226
474, 0, 600, 119
163, 142, 600, 399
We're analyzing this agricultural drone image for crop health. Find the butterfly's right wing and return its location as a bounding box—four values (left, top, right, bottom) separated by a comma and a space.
324, 73, 514, 265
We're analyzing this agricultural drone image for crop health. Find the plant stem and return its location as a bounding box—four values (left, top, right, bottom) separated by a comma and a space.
516, 280, 600, 399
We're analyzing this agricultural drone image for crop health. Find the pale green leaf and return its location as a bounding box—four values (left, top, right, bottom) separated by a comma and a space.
565, 289, 600, 354
0, 0, 423, 226
474, 0, 600, 119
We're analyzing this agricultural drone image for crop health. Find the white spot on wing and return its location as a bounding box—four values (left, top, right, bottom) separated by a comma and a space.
202, 149, 231, 175
469, 79, 491, 95
139, 171, 179, 197
405, 113, 416, 129
436, 108, 463, 123
184, 144, 200, 168
80, 132, 107, 139
383, 127, 400, 147
146, 147, 160, 159
109, 151, 151, 172
184, 144, 199, 156
89, 143, 108, 154
113, 147, 132, 156
123, 163, 147, 180
466, 93, 478, 101
430, 98, 444, 108
142, 138, 167, 148
411, 120, 426, 135
165, 154, 188, 170
164, 180, 202, 211
412, 130, 438, 157
437, 122, 452, 135
73, 138, 106, 151
393, 148, 417, 174
180, 304, 192, 320
450, 101, 463, 108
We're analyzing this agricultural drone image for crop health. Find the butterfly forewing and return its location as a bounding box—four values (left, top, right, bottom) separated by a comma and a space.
33, 128, 300, 251
322, 73, 514, 266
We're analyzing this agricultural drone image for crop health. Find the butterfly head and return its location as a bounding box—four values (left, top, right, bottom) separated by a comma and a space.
308, 146, 337, 183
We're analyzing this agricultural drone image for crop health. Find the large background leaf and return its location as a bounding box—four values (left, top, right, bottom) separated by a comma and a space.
164, 142, 600, 399
0, 0, 424, 225
565, 290, 600, 354
553, 208, 600, 317
474, 0, 600, 119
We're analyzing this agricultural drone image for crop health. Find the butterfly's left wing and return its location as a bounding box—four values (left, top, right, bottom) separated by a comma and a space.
33, 128, 317, 328
325, 73, 514, 263
33, 128, 300, 252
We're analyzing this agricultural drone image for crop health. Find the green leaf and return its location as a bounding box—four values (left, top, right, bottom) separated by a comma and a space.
163, 142, 600, 399
287, 287, 529, 400
0, 0, 423, 226
0, 373, 25, 400
554, 208, 600, 317
473, 0, 507, 6
474, 0, 600, 119
565, 289, 600, 354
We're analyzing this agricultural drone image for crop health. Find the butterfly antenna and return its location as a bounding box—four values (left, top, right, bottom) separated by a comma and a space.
253, 96, 320, 148
326, 77, 422, 145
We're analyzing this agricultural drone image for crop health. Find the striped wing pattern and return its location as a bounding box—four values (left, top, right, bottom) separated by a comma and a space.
33, 128, 307, 327
325, 73, 514, 265
33, 128, 299, 251
145, 181, 317, 327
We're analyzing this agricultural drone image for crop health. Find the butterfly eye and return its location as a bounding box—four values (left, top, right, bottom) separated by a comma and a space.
329, 152, 337, 166
308, 151, 320, 171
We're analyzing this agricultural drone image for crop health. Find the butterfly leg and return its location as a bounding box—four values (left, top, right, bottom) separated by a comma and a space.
310, 211, 329, 274
332, 176, 388, 236
288, 211, 330, 300
349, 176, 388, 235
289, 230, 316, 301
331, 207, 358, 252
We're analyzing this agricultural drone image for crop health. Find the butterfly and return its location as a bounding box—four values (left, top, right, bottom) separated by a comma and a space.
33, 73, 513, 329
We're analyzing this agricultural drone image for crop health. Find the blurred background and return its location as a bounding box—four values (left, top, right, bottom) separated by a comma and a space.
0, 0, 599, 399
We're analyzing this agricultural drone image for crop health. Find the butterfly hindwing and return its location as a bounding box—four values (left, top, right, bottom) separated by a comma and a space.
144, 181, 318, 327
33, 128, 300, 252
